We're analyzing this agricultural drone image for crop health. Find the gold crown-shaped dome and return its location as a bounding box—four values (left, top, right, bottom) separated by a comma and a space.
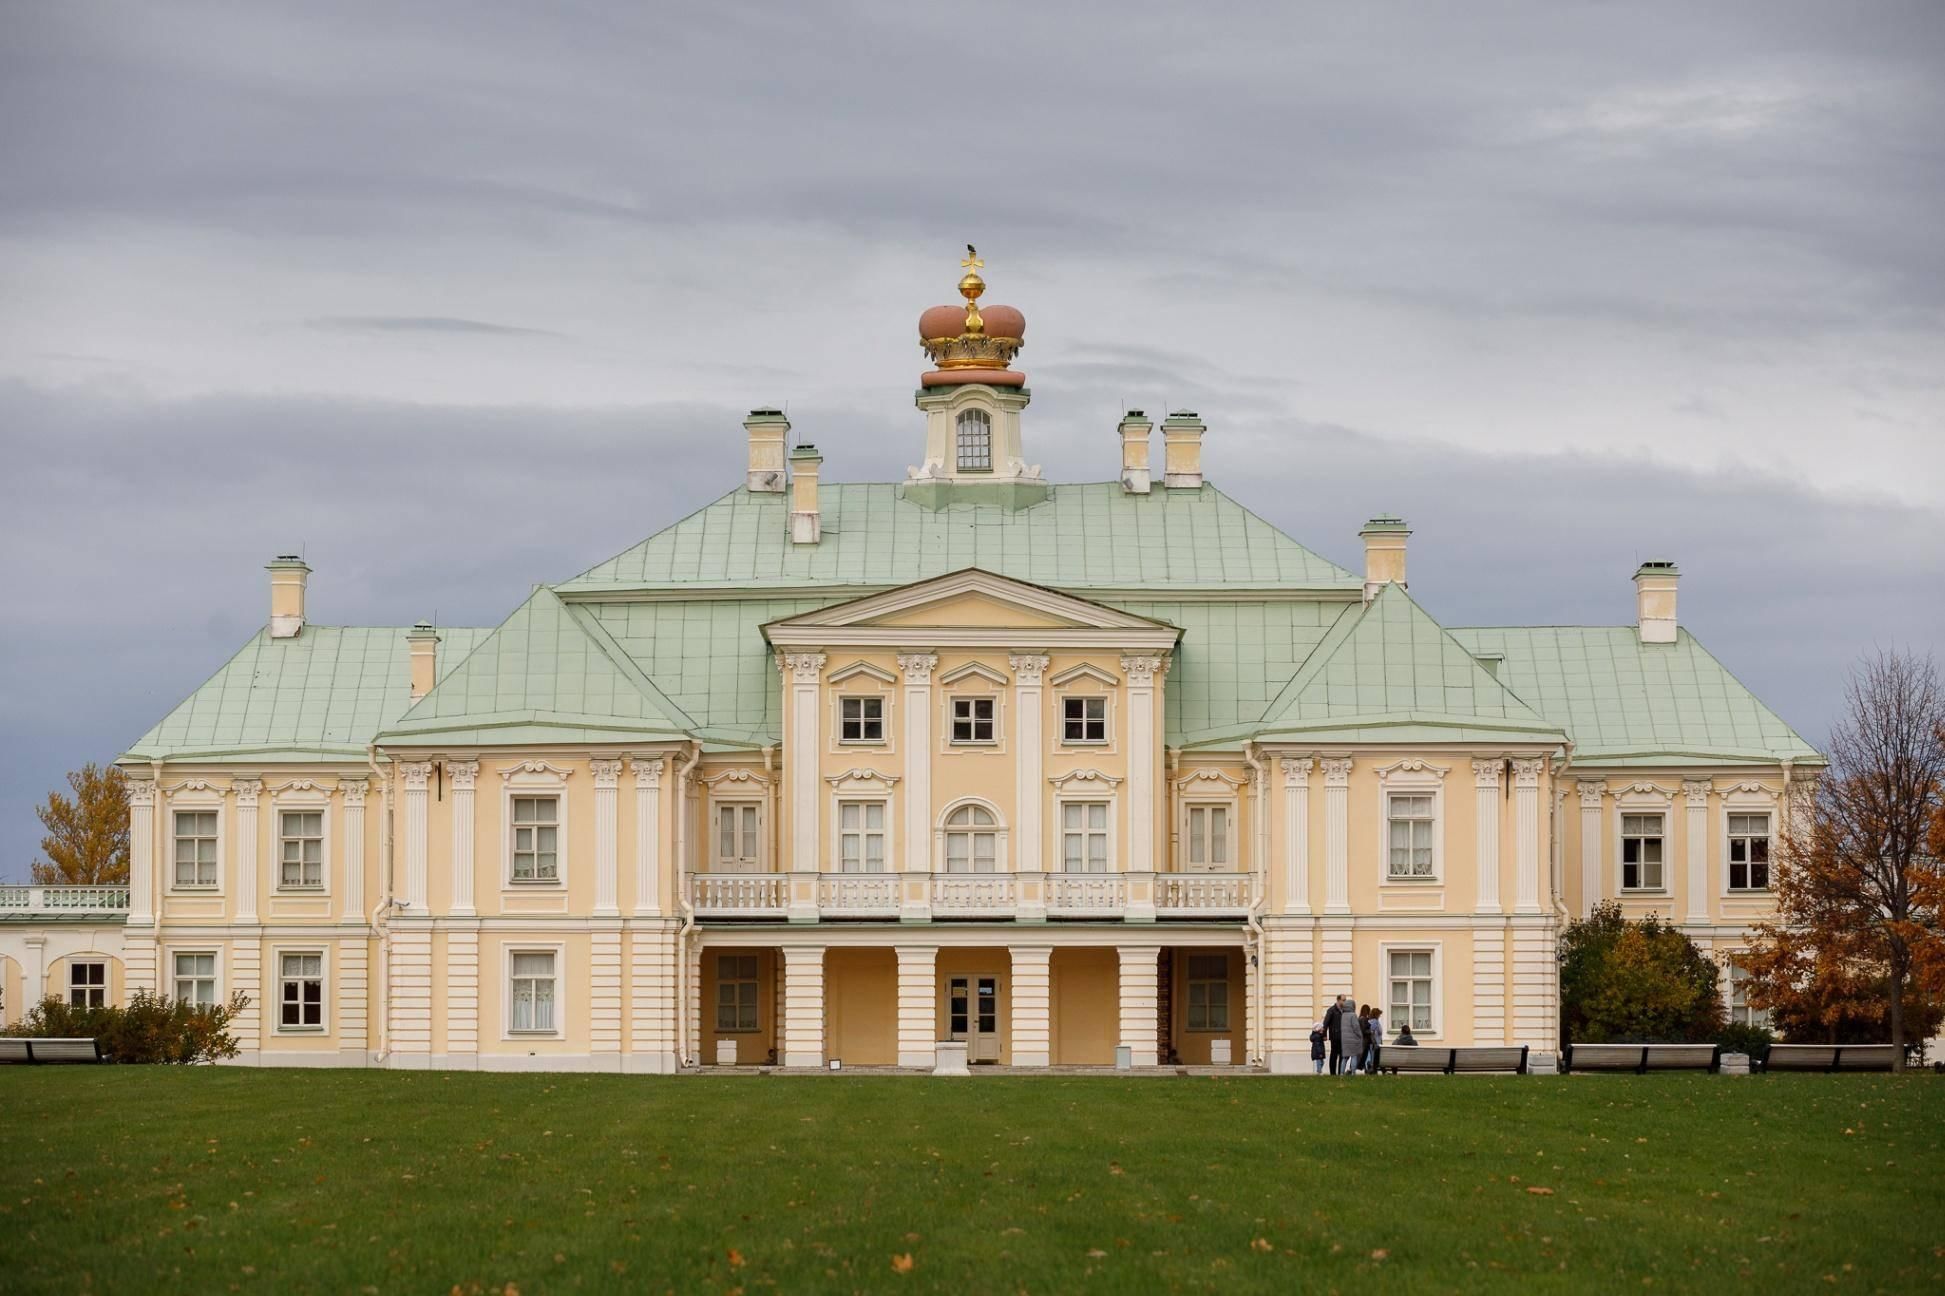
918, 247, 1025, 384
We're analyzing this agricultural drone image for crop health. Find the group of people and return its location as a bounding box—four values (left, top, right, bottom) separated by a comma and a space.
1310, 995, 1417, 1074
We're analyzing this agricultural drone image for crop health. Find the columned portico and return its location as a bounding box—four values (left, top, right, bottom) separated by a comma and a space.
780, 944, 826, 1067
895, 944, 938, 1067
1117, 944, 1162, 1066
1009, 944, 1053, 1066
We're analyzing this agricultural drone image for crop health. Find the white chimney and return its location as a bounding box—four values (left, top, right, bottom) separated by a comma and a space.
267, 555, 310, 638
406, 622, 441, 701
745, 408, 789, 493
1161, 410, 1205, 489
1358, 515, 1409, 603
1117, 410, 1152, 494
789, 444, 822, 544
1634, 560, 1679, 644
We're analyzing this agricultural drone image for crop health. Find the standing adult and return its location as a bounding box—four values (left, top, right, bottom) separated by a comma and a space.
1364, 1007, 1383, 1072
1338, 997, 1366, 1074
1322, 997, 1345, 1074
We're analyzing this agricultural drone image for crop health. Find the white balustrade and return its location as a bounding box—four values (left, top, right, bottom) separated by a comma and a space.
816, 873, 901, 918
688, 874, 788, 918
930, 873, 1017, 918
0, 885, 132, 915
1046, 873, 1127, 918
1155, 873, 1253, 916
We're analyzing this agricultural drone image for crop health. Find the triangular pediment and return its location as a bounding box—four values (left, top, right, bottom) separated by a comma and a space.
763, 568, 1178, 648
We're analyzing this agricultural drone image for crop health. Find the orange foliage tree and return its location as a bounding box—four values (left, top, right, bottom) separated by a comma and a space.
30, 762, 130, 886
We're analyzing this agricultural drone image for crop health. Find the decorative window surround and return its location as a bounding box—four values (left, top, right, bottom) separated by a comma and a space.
1280, 757, 1313, 915
274, 946, 328, 1033
270, 781, 332, 895
938, 798, 1007, 874
1375, 760, 1448, 884
1612, 782, 1674, 897
828, 661, 896, 752
943, 690, 1004, 750
826, 769, 899, 874
500, 761, 573, 891
1381, 943, 1442, 1039
1177, 768, 1244, 873
504, 943, 565, 1039
165, 786, 226, 895
837, 695, 889, 746
1047, 661, 1120, 689
1050, 769, 1120, 875
1721, 781, 1779, 895
713, 800, 765, 872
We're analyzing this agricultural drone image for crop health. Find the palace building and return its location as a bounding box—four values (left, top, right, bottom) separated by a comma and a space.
0, 258, 1819, 1071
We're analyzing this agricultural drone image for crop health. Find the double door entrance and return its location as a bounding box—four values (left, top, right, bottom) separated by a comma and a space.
946, 974, 1001, 1063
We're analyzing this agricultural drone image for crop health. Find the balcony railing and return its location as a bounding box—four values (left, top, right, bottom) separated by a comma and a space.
686, 871, 1254, 922
0, 885, 132, 916
689, 874, 788, 919
1046, 873, 1127, 918
931, 873, 1017, 918
817, 873, 901, 919
1155, 873, 1254, 917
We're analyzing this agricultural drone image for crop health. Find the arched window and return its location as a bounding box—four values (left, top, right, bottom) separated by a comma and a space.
955, 408, 992, 472
943, 803, 999, 873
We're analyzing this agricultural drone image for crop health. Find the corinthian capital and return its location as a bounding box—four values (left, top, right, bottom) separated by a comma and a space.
1007, 653, 1050, 686
896, 652, 939, 685
400, 761, 433, 792
1119, 653, 1167, 686
447, 760, 480, 793
1471, 758, 1503, 790
780, 652, 827, 685
1321, 756, 1353, 787
1511, 757, 1544, 789
590, 757, 623, 788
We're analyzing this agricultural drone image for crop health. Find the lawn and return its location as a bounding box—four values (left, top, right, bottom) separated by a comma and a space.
0, 1070, 1939, 1294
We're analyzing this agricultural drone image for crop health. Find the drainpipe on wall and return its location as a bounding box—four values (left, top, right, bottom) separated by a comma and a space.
1244, 744, 1271, 1067
367, 743, 395, 1064
671, 746, 700, 1067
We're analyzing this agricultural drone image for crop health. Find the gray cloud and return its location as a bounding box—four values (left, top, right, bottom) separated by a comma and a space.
304, 316, 563, 337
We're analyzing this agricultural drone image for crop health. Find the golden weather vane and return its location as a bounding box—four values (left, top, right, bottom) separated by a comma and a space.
957, 244, 986, 334
961, 243, 983, 271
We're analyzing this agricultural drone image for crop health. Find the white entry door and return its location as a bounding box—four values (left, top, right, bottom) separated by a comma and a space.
948, 975, 1002, 1063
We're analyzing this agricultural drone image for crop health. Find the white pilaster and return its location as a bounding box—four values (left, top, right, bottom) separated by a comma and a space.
448, 761, 479, 917
1009, 653, 1049, 893
1009, 945, 1053, 1067
591, 925, 623, 1063
234, 779, 261, 924
1280, 758, 1312, 915
895, 944, 939, 1067
1683, 778, 1712, 925
400, 762, 432, 914
591, 758, 622, 917
899, 652, 938, 879
628, 925, 678, 1072
1120, 655, 1167, 873
1261, 923, 1316, 1072
1471, 758, 1503, 914
1512, 758, 1543, 914
1117, 944, 1162, 1066
127, 777, 156, 925
632, 756, 664, 916
1321, 757, 1352, 914
445, 926, 479, 1063
1577, 779, 1605, 917
779, 944, 826, 1067
340, 779, 367, 922
1472, 926, 1507, 1046
784, 654, 826, 918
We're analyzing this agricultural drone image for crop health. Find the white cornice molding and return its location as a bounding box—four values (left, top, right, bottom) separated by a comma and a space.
939, 660, 1011, 688
1048, 768, 1123, 792
1047, 661, 1120, 689
1178, 767, 1247, 791
827, 659, 898, 686
498, 759, 574, 781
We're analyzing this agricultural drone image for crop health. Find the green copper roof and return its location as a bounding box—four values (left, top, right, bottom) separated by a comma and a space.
1237, 584, 1564, 747
1447, 625, 1823, 765
557, 483, 1360, 593
122, 625, 491, 763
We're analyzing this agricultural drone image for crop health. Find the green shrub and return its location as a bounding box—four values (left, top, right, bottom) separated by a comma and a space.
1715, 1021, 1776, 1059
5, 989, 245, 1063
1559, 901, 1726, 1044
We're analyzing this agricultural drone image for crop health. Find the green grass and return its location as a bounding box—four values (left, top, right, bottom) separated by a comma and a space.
0, 1070, 1939, 1294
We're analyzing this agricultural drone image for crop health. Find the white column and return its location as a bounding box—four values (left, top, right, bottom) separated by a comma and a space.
1009, 652, 1049, 881
127, 777, 156, 925
399, 762, 432, 913
1683, 779, 1712, 925
1120, 655, 1167, 873
1512, 758, 1543, 914
779, 944, 826, 1067
23, 936, 45, 1010
1117, 944, 1162, 1065
234, 779, 261, 923
1280, 758, 1311, 915
1321, 757, 1352, 914
1010, 945, 1053, 1067
898, 652, 938, 874
340, 779, 367, 922
1577, 779, 1605, 918
632, 756, 664, 916
784, 654, 826, 920
448, 761, 479, 917
1471, 758, 1503, 914
590, 758, 622, 916
895, 944, 939, 1067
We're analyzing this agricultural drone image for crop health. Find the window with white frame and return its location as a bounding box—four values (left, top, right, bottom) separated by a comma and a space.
69, 960, 106, 1008
1387, 949, 1434, 1032
1621, 813, 1665, 890
173, 810, 218, 888
279, 809, 324, 889
278, 952, 324, 1030
510, 795, 560, 883
944, 803, 999, 873
1727, 960, 1771, 1028
1185, 953, 1230, 1031
509, 950, 558, 1033
1062, 696, 1106, 743
1387, 793, 1435, 878
173, 952, 217, 1007
955, 408, 992, 471
1185, 804, 1230, 870
715, 953, 760, 1033
1060, 801, 1109, 873
838, 800, 887, 872
839, 695, 885, 743
1727, 813, 1771, 891
716, 802, 761, 871
950, 696, 996, 744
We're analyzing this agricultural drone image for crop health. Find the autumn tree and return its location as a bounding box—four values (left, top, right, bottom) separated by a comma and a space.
1743, 651, 1945, 1069
30, 762, 130, 886
1559, 901, 1725, 1043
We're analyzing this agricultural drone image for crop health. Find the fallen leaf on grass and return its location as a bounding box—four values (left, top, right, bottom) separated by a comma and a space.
1250, 1238, 1273, 1253
1370, 1250, 1389, 1261
1087, 1248, 1107, 1259
891, 1253, 915, 1275
1526, 1187, 1555, 1196
728, 1249, 745, 1270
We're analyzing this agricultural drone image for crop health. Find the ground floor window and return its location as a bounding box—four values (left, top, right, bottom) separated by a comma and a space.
173, 952, 217, 1007
1185, 953, 1230, 1031
69, 960, 107, 1008
716, 954, 760, 1032
279, 952, 324, 1030
1728, 960, 1771, 1029
509, 950, 558, 1034
1387, 949, 1434, 1032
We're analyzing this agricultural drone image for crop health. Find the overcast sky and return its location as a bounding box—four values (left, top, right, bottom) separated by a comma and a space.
2, 2, 1941, 875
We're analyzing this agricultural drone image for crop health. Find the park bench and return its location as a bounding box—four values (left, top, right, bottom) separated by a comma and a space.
1563, 1042, 1719, 1074
0, 1038, 106, 1064
1759, 1044, 1898, 1073
1373, 1045, 1529, 1075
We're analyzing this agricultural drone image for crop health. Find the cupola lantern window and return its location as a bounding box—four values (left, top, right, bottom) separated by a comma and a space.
956, 408, 992, 471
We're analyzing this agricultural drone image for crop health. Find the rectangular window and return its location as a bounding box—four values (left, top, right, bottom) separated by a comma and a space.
715, 954, 760, 1033
1728, 960, 1771, 1029
173, 952, 217, 1007
69, 960, 106, 1009
1185, 953, 1230, 1031
1186, 804, 1229, 869
838, 800, 887, 873
279, 810, 324, 888
716, 803, 761, 870
950, 696, 996, 743
1387, 949, 1434, 1032
1062, 696, 1107, 743
510, 795, 560, 883
279, 952, 324, 1030
1727, 813, 1771, 891
840, 696, 885, 743
1621, 813, 1665, 890
1060, 801, 1109, 873
1386, 793, 1435, 878
956, 409, 993, 471
173, 810, 218, 888
509, 950, 558, 1034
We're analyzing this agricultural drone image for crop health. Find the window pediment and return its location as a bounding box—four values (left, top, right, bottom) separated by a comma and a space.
762, 569, 1179, 650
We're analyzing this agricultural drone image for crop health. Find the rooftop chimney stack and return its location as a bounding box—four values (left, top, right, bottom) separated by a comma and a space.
1161, 410, 1205, 489
267, 555, 310, 639
1117, 410, 1152, 494
745, 408, 790, 493
406, 622, 441, 701
1634, 560, 1679, 644
789, 444, 822, 544
1358, 515, 1410, 604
